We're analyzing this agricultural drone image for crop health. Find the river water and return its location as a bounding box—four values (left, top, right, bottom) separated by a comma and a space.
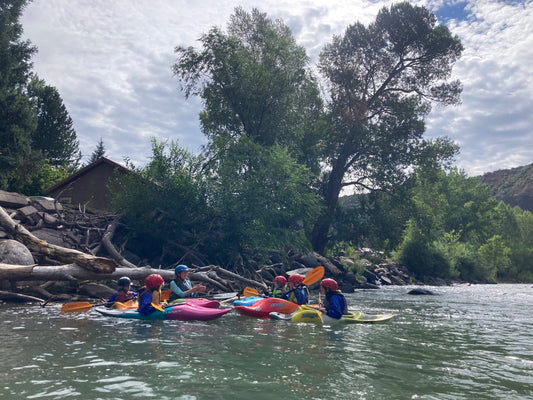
1, 284, 532, 400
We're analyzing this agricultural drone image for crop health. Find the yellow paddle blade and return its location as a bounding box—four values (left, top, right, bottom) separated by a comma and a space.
302, 266, 324, 286
243, 287, 259, 297
152, 302, 165, 312
160, 290, 171, 302
61, 302, 93, 313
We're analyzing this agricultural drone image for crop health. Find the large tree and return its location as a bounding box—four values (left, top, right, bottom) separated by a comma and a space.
0, 0, 36, 189
27, 76, 81, 169
173, 7, 324, 258
312, 2, 463, 252
173, 7, 323, 170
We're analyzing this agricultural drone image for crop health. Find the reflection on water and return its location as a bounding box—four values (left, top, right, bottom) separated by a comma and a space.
1, 284, 532, 400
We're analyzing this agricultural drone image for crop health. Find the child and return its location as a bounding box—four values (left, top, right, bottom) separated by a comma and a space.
138, 274, 165, 315
169, 264, 206, 301
106, 276, 138, 306
318, 278, 348, 319
284, 274, 309, 305
270, 275, 287, 298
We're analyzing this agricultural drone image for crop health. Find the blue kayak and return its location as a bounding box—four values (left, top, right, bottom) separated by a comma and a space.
233, 296, 263, 306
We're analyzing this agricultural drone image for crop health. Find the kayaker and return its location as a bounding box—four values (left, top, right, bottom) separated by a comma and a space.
284, 274, 309, 305
169, 264, 206, 300
138, 274, 165, 315
270, 275, 287, 298
318, 278, 348, 319
106, 276, 138, 307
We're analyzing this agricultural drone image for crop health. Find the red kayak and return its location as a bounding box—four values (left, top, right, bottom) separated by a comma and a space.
234, 297, 299, 319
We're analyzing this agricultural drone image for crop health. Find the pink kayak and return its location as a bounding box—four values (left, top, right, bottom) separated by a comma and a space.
165, 303, 232, 321
169, 298, 221, 308
234, 297, 299, 319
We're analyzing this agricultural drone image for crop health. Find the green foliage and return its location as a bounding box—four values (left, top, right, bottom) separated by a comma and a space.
312, 1, 463, 252
213, 138, 322, 257
88, 138, 106, 164
27, 76, 81, 169
0, 1, 80, 191
111, 139, 213, 265
0, 0, 37, 189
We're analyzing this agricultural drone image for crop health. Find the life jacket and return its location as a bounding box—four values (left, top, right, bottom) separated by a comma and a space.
169, 278, 193, 300
324, 291, 348, 317
271, 286, 286, 299
286, 285, 310, 305
114, 290, 136, 302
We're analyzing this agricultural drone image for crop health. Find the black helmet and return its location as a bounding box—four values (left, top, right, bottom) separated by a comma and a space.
117, 277, 131, 287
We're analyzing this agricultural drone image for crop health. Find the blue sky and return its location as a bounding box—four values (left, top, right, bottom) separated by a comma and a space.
21, 0, 533, 176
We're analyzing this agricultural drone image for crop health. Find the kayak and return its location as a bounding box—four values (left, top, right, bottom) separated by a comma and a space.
168, 298, 221, 308
95, 303, 232, 321
233, 296, 263, 306
111, 298, 220, 310
234, 297, 299, 318
270, 306, 394, 324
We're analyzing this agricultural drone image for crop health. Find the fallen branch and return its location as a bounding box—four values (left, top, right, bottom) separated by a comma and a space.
101, 220, 138, 268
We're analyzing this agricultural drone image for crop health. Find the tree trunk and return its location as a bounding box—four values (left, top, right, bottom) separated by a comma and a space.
311, 155, 347, 253
0, 205, 116, 273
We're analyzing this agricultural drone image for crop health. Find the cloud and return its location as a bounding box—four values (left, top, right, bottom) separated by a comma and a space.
21, 0, 533, 176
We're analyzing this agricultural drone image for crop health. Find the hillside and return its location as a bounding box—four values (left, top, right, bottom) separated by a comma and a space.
481, 163, 533, 212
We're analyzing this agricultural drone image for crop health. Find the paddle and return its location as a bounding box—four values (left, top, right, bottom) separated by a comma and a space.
302, 266, 324, 286
61, 298, 138, 313
243, 287, 259, 297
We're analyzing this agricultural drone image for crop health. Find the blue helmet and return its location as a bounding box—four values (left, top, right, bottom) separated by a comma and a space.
175, 264, 189, 275
117, 277, 131, 287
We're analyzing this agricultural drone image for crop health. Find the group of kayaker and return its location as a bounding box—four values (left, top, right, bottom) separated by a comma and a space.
107, 264, 348, 319
270, 273, 348, 319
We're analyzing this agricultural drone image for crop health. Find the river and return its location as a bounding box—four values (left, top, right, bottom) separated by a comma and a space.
1, 284, 532, 400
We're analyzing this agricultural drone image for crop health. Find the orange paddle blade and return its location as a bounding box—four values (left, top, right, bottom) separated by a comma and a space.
61, 301, 93, 313
243, 287, 259, 297
302, 266, 324, 286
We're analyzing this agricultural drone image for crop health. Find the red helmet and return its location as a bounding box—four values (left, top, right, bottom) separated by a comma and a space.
288, 274, 304, 284
274, 276, 287, 284
145, 274, 164, 290
320, 278, 338, 291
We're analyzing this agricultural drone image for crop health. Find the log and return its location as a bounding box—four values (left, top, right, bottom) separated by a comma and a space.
0, 263, 235, 291
0, 205, 116, 273
213, 265, 268, 291
0, 290, 45, 303
101, 220, 138, 268
314, 252, 343, 276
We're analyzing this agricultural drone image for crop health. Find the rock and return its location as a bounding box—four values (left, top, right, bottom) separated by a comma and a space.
0, 190, 29, 208
408, 288, 438, 295
0, 239, 34, 265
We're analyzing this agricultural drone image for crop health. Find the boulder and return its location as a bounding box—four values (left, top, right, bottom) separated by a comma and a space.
0, 239, 34, 265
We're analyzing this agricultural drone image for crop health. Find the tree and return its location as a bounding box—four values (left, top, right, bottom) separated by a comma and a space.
27, 76, 81, 169
0, 0, 37, 189
312, 2, 463, 252
89, 137, 106, 164
173, 7, 323, 170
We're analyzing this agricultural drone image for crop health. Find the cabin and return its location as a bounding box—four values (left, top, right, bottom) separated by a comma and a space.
45, 157, 130, 212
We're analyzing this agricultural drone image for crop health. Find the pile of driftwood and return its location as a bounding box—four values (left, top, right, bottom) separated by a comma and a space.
0, 190, 272, 305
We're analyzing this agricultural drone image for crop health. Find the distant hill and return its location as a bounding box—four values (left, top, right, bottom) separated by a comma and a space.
480, 163, 533, 212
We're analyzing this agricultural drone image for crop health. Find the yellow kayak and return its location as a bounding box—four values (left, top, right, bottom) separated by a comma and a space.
270, 305, 393, 324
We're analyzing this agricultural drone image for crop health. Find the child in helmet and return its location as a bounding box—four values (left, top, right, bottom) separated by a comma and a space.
270, 275, 287, 298
284, 274, 309, 305
318, 278, 348, 319
169, 264, 206, 301
106, 276, 138, 306
138, 274, 165, 315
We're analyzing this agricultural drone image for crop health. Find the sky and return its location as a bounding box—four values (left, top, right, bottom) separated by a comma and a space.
21, 0, 533, 177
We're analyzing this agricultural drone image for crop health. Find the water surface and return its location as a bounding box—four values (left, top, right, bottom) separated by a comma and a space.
1, 284, 532, 399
